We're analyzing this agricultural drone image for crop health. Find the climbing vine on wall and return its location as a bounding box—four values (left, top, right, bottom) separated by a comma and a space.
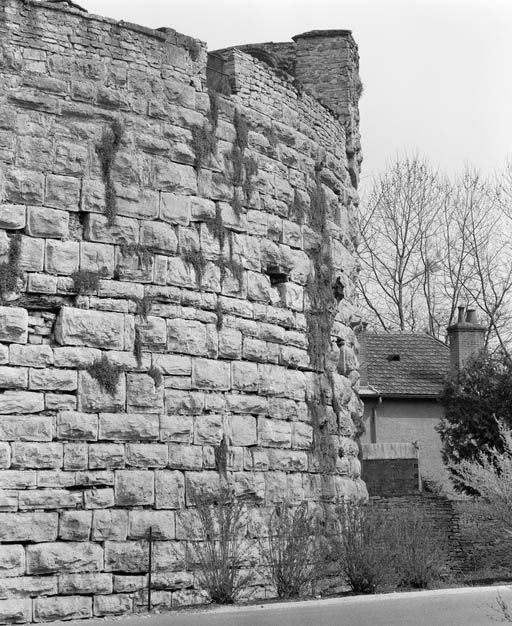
96, 119, 124, 225
0, 232, 21, 303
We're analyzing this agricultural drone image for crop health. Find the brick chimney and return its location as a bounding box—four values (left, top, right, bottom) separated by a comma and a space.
447, 306, 485, 370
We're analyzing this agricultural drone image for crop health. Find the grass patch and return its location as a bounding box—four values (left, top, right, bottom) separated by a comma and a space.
182, 249, 207, 286
119, 243, 152, 269
71, 269, 102, 295
192, 123, 217, 173
96, 119, 124, 225
0, 232, 21, 302
86, 354, 124, 396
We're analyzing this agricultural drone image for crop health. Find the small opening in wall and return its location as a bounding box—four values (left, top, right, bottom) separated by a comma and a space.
387, 354, 401, 362
265, 266, 289, 286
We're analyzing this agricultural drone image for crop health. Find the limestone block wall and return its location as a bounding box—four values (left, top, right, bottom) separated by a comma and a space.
0, 1, 364, 622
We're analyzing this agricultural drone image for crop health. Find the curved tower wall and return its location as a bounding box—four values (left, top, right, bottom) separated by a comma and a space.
0, 1, 364, 620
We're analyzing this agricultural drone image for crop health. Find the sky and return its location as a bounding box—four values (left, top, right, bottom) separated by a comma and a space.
78, 0, 512, 186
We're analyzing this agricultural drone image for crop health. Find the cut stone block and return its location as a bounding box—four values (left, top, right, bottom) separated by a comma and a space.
26, 542, 102, 575
0, 307, 28, 344
55, 307, 125, 349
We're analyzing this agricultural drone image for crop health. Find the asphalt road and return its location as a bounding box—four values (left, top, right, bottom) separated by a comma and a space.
56, 586, 512, 626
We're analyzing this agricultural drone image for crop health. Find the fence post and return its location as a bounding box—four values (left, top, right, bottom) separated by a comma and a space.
147, 526, 153, 612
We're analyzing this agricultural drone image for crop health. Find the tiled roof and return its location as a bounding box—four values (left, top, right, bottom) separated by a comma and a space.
364, 333, 450, 397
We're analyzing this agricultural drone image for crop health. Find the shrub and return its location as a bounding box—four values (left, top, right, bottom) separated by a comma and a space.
86, 354, 123, 395
260, 501, 322, 598
437, 351, 512, 492
188, 489, 251, 604
328, 500, 397, 594
392, 507, 447, 588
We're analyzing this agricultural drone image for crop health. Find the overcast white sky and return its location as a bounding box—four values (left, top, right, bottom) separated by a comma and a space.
79, 0, 512, 184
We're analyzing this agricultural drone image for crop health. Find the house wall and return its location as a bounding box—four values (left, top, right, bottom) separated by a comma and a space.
0, 1, 364, 622
362, 398, 448, 487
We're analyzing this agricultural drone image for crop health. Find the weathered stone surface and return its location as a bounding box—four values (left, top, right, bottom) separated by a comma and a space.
78, 371, 126, 413
29, 368, 77, 391
231, 361, 259, 392
229, 415, 258, 446
194, 414, 223, 445
167, 443, 202, 470
93, 594, 133, 616
167, 319, 212, 356
0, 443, 9, 469
258, 418, 291, 448
26, 542, 102, 574
0, 513, 58, 543
104, 541, 149, 573
45, 240, 80, 275
57, 412, 98, 441
160, 414, 194, 443
0, 307, 28, 344
0, 599, 32, 623
0, 414, 53, 441
155, 471, 185, 509
152, 354, 192, 375
92, 510, 127, 541
89, 444, 125, 469
126, 374, 163, 412
33, 596, 92, 622
0, 545, 25, 578
9, 345, 53, 368
128, 511, 175, 540
0, 576, 58, 600
58, 573, 112, 595
11, 442, 62, 469
55, 308, 125, 349
126, 443, 168, 468
0, 365, 28, 389
59, 511, 92, 541
0, 205, 26, 229
115, 471, 154, 506
99, 413, 158, 441
27, 206, 69, 239
191, 358, 230, 390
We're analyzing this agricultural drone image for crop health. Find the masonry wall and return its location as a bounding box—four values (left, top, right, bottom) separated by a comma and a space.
0, 1, 363, 622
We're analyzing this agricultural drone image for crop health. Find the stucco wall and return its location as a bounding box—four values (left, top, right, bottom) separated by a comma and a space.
362, 398, 449, 486
0, 1, 363, 622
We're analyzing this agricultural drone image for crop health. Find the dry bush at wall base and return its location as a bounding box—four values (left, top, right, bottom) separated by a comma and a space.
259, 501, 323, 599
85, 354, 124, 396
328, 500, 398, 594
392, 507, 448, 588
188, 490, 252, 604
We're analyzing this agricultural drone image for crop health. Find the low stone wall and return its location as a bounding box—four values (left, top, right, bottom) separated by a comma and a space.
370, 494, 465, 572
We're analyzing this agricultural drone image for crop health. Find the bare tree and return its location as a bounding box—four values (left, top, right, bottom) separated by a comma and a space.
358, 156, 449, 337
358, 157, 512, 351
